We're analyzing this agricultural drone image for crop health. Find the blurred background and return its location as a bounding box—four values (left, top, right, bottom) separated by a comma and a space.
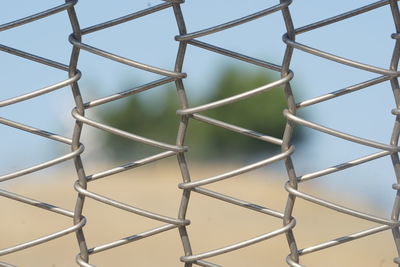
0, 0, 398, 266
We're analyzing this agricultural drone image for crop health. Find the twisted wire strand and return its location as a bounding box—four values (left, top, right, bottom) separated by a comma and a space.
279, 0, 300, 264
169, 4, 195, 267
64, 1, 92, 265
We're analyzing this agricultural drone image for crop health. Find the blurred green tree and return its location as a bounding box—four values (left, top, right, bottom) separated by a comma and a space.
197, 67, 288, 157
99, 66, 301, 160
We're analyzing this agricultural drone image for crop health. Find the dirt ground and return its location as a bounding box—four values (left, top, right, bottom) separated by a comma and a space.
0, 161, 396, 267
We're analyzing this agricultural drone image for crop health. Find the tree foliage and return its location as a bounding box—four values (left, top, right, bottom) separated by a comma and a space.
100, 66, 301, 160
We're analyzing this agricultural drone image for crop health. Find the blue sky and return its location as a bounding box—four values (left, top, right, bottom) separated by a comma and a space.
0, 0, 397, 211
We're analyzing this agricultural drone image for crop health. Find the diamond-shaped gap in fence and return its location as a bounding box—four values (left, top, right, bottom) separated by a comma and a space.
289, 43, 382, 93
183, 183, 290, 266
176, 1, 289, 96
0, 176, 81, 266
0, 51, 71, 104
285, 161, 397, 263
291, 196, 396, 267
178, 0, 289, 43
293, 82, 394, 146
1, 89, 76, 141
284, 102, 396, 172
0, 0, 69, 25
292, 1, 394, 69
294, 72, 393, 115
179, 39, 285, 109
198, 163, 288, 211
72, 2, 183, 80
285, 4, 397, 84
0, 161, 76, 266
183, 118, 287, 167
75, 51, 175, 105
296, 153, 395, 218
0, 6, 73, 66
75, 82, 182, 165
75, 195, 186, 265
0, 234, 77, 267
177, 45, 289, 107
74, 1, 169, 31
79, 6, 180, 69
203, 234, 289, 267
0, 124, 82, 265
0, 120, 79, 184
292, 126, 394, 178
84, 156, 183, 218
181, 0, 280, 28
178, 74, 291, 154
179, 8, 286, 65
199, 82, 286, 133
77, 160, 185, 265
179, 63, 289, 161
87, 225, 182, 267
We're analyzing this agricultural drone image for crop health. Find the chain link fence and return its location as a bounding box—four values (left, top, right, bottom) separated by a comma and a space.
1, 0, 400, 266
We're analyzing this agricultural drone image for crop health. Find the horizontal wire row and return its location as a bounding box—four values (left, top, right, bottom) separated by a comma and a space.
0, 0, 399, 266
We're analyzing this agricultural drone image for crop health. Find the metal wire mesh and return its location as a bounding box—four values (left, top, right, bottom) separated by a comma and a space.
1, 0, 400, 266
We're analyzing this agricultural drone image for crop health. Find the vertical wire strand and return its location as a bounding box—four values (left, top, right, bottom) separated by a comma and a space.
171, 3, 195, 266
280, 0, 301, 265
65, 0, 92, 265
389, 1, 400, 265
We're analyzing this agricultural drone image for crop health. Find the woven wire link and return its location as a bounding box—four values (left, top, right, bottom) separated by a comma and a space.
0, 0, 400, 266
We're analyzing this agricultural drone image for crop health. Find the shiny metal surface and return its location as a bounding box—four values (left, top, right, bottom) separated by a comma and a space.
0, 0, 399, 266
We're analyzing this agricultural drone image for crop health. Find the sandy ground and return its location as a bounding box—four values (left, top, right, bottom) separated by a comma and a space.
0, 161, 396, 267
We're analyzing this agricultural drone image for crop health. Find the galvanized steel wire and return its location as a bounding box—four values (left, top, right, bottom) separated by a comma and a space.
1, 0, 400, 266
